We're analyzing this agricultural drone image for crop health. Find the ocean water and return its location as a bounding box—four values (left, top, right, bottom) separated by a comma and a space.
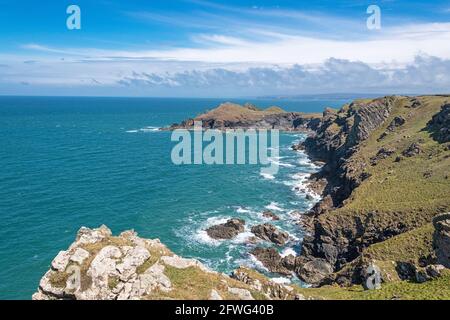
0, 96, 347, 299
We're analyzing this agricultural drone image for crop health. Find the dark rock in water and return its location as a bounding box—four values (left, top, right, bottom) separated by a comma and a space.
291, 144, 305, 151
370, 147, 396, 166
206, 219, 245, 240
433, 213, 450, 268
262, 210, 280, 221
296, 258, 333, 285
251, 224, 289, 246
402, 142, 422, 157
250, 247, 292, 275
305, 194, 314, 201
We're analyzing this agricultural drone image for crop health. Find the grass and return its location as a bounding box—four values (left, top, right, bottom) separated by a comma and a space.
294, 271, 450, 300
321, 96, 450, 235
145, 265, 264, 300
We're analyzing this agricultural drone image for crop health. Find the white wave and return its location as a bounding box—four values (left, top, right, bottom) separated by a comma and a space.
271, 277, 292, 285
193, 230, 222, 247
260, 172, 275, 180
246, 254, 270, 273
126, 126, 161, 133
269, 157, 295, 168
236, 207, 252, 214
265, 202, 284, 212
280, 247, 298, 258
231, 231, 254, 244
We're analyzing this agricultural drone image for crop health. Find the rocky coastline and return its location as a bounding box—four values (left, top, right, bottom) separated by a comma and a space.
35, 96, 450, 299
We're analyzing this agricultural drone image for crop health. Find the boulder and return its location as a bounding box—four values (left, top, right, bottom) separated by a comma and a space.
402, 142, 422, 157
251, 224, 289, 246
370, 147, 396, 166
206, 219, 245, 240
296, 259, 333, 285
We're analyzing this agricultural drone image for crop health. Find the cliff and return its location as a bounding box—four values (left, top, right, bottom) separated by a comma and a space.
297, 95, 450, 288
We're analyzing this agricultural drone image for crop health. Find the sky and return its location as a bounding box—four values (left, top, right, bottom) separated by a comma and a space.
0, 0, 450, 97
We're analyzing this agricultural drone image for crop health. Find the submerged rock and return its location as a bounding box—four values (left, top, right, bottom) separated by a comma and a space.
262, 210, 280, 221
251, 224, 289, 246
206, 219, 245, 240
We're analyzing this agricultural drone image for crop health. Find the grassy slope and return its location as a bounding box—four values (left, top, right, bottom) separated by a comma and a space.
301, 95, 450, 299
335, 95, 450, 217
316, 96, 450, 243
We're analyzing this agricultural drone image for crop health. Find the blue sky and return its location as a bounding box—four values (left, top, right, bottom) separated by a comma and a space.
1, 0, 450, 96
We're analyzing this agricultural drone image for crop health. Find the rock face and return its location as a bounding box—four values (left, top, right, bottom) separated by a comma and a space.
164, 102, 321, 131
206, 219, 245, 240
34, 226, 308, 300
304, 97, 395, 214
33, 226, 176, 300
251, 224, 289, 246
298, 96, 450, 286
428, 103, 450, 143
296, 259, 333, 285
433, 213, 450, 268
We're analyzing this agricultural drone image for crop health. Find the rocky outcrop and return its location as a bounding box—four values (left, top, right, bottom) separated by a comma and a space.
296, 259, 333, 285
206, 219, 245, 240
427, 103, 450, 143
303, 97, 395, 214
164, 102, 321, 131
402, 142, 422, 157
370, 147, 396, 166
433, 213, 450, 268
251, 224, 289, 246
34, 226, 308, 300
33, 226, 176, 300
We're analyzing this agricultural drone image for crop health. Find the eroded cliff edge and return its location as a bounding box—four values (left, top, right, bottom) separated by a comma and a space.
296, 95, 450, 287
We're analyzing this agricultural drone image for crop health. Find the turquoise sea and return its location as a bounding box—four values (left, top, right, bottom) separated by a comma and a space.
0, 96, 348, 299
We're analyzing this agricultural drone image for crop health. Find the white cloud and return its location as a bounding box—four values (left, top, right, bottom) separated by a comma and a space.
116, 55, 450, 95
